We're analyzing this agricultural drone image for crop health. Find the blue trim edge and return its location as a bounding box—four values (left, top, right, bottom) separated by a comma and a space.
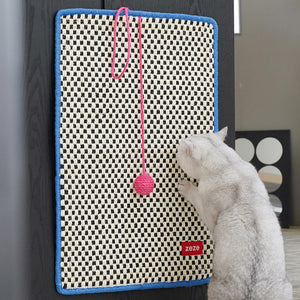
55, 8, 218, 295
56, 278, 211, 295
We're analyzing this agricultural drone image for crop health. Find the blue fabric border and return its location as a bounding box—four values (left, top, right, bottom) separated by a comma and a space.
55, 8, 218, 295
56, 278, 211, 295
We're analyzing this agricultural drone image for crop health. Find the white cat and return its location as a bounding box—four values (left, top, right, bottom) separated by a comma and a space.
176, 127, 292, 300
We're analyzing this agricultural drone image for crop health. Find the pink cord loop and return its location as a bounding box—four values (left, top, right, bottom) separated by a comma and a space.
111, 7, 131, 79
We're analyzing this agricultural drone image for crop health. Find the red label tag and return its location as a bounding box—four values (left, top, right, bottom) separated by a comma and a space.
181, 241, 203, 256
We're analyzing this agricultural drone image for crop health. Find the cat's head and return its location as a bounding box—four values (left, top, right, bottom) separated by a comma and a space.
176, 127, 228, 179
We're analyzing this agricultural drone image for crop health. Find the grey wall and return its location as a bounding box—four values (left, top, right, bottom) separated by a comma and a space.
0, 0, 28, 299
235, 0, 300, 225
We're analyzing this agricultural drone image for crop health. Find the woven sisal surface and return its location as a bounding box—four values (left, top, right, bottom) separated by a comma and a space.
55, 9, 217, 294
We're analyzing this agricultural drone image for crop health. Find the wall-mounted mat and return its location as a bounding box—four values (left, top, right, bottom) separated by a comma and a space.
55, 7, 218, 295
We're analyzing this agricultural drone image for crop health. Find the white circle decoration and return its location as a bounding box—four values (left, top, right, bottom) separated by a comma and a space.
258, 165, 283, 193
256, 137, 283, 164
269, 194, 283, 216
235, 138, 255, 162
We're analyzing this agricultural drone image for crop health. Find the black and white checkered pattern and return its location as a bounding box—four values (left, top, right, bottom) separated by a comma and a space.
58, 13, 215, 290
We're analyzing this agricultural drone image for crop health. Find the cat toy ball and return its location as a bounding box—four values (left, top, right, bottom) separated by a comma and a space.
134, 172, 155, 196
111, 7, 155, 195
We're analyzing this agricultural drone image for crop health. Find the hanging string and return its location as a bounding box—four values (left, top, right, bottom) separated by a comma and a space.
111, 7, 154, 195
111, 7, 131, 79
138, 16, 146, 174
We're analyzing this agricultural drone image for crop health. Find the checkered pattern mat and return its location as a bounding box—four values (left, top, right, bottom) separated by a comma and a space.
55, 9, 217, 294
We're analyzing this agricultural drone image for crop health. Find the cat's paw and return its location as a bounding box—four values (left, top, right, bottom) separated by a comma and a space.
178, 180, 193, 198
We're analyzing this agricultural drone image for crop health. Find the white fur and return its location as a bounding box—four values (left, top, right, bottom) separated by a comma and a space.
176, 128, 292, 300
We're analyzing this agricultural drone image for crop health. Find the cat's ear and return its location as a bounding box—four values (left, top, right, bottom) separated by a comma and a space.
184, 140, 195, 157
215, 127, 228, 142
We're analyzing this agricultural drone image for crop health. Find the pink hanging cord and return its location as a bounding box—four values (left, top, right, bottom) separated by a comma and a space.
111, 8, 154, 195
138, 16, 146, 174
111, 7, 131, 79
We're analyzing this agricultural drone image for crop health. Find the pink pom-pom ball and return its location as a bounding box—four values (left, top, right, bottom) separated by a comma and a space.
134, 173, 155, 196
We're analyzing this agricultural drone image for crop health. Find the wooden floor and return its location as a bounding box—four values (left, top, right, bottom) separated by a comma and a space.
282, 227, 300, 300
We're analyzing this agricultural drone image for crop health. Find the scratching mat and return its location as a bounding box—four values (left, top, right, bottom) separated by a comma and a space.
55, 8, 218, 295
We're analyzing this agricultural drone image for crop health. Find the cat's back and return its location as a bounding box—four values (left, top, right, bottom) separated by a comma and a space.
213, 194, 292, 299
213, 162, 292, 299
203, 136, 292, 299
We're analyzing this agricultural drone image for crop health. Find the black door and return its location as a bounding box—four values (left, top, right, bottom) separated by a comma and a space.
24, 0, 234, 299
